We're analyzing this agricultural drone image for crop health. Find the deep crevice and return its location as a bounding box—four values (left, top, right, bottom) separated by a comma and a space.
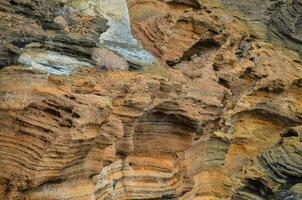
43, 108, 62, 118
232, 178, 274, 200
167, 0, 200, 9
218, 78, 231, 89
282, 129, 299, 137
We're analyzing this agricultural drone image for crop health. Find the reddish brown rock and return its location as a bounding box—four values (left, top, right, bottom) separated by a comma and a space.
0, 0, 302, 200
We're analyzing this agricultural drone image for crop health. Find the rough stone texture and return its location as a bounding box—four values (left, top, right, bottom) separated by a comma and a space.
269, 0, 302, 54
0, 0, 165, 74
213, 0, 302, 55
91, 48, 129, 71
0, 0, 302, 200
67, 0, 161, 70
0, 0, 107, 69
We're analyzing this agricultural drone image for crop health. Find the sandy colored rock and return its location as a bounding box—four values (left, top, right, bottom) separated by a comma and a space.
0, 0, 302, 199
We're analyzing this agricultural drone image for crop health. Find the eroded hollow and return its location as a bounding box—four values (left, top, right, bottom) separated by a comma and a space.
133, 111, 196, 154
116, 110, 197, 199
167, 39, 221, 66
167, 0, 200, 9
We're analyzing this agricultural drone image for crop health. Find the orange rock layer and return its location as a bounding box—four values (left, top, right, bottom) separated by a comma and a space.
0, 0, 302, 199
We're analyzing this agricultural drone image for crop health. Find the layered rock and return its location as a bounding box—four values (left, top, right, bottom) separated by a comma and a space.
128, 0, 226, 66
0, 0, 302, 200
269, 0, 302, 54
0, 67, 226, 199
0, 0, 106, 73
0, 0, 165, 75
215, 0, 302, 55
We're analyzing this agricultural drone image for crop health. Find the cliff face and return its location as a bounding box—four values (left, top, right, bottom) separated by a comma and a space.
0, 0, 302, 200
216, 0, 302, 55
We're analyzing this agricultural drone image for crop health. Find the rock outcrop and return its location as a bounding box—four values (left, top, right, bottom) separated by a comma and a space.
0, 0, 302, 200
269, 0, 302, 54
0, 0, 106, 73
216, 0, 302, 55
0, 0, 164, 74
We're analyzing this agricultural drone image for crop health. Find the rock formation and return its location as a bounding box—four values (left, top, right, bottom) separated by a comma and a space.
0, 0, 162, 74
217, 0, 302, 55
0, 0, 301, 200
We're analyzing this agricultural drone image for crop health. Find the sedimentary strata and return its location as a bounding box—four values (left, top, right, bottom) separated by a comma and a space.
0, 0, 301, 199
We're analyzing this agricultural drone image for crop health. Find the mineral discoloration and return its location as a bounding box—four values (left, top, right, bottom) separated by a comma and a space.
0, 0, 162, 74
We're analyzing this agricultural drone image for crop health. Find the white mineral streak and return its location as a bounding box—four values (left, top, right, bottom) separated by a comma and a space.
18, 51, 92, 75
97, 0, 138, 45
95, 0, 158, 67
67, 0, 159, 67
17, 0, 159, 75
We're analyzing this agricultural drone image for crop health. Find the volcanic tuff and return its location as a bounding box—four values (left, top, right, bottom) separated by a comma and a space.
0, 0, 302, 200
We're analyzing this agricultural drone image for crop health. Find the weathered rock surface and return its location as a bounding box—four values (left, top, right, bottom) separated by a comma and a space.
0, 0, 106, 72
0, 0, 302, 200
216, 0, 302, 55
0, 0, 164, 74
269, 0, 302, 54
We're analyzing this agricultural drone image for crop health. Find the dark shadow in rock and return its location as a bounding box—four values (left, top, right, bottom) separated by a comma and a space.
167, 39, 221, 67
